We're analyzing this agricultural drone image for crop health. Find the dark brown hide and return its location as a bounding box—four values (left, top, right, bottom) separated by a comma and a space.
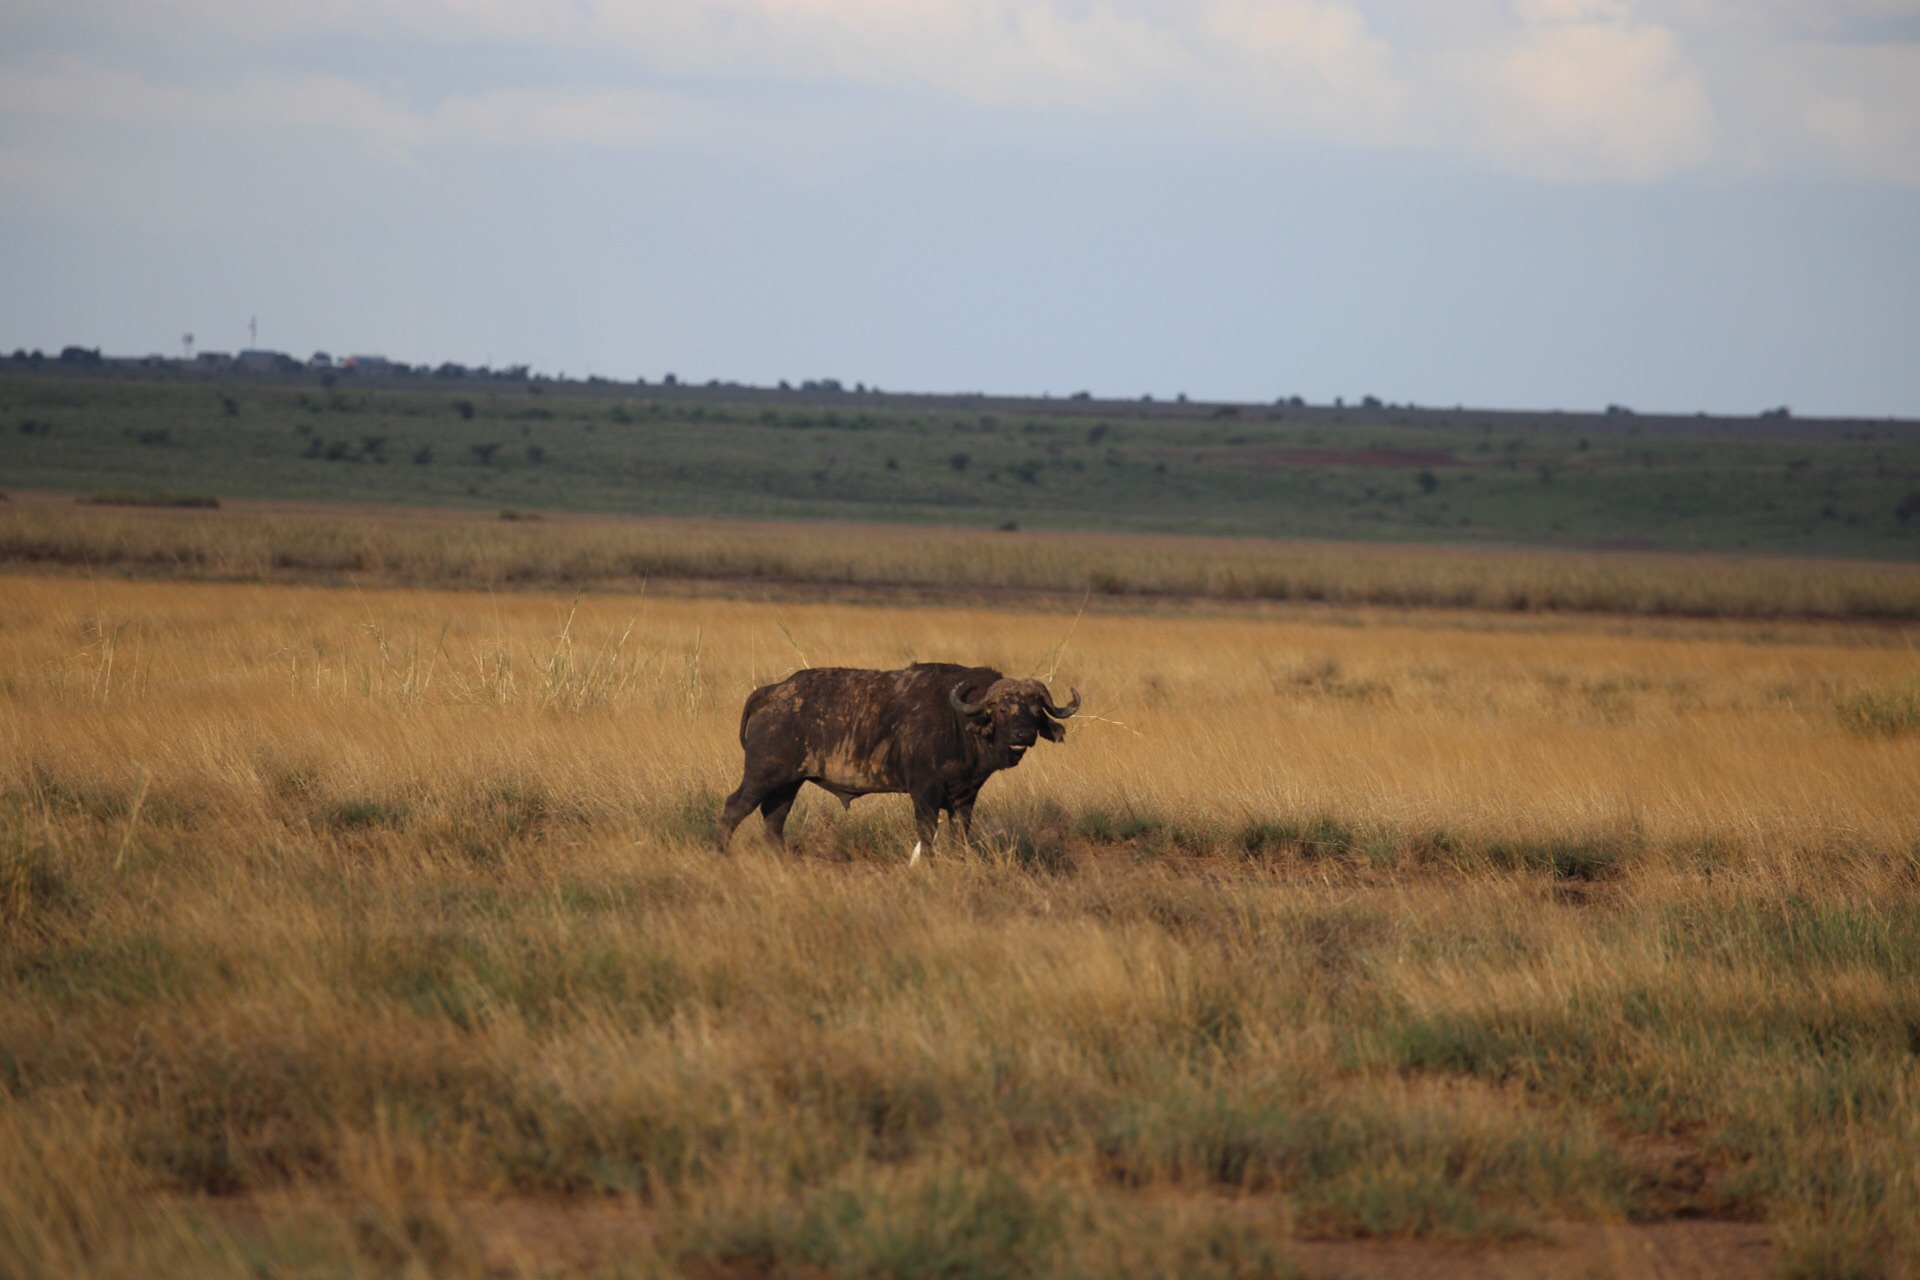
716, 663, 1078, 858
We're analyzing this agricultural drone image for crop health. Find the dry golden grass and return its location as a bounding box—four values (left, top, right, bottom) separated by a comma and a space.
3, 571, 1918, 1277
8, 492, 1920, 620
5, 573, 1914, 859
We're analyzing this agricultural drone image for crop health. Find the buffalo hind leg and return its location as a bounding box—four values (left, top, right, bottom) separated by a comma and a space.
758, 781, 804, 855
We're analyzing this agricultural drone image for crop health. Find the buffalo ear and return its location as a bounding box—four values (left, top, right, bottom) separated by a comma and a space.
1040, 719, 1065, 743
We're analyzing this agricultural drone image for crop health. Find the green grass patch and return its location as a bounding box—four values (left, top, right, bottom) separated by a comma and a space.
9, 370, 1920, 560
674, 1168, 1064, 1280
1237, 815, 1355, 861
1835, 684, 1920, 737
1101, 1087, 1623, 1238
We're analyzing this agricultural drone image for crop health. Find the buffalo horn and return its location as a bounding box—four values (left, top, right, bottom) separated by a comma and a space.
950, 681, 989, 717
1042, 687, 1081, 719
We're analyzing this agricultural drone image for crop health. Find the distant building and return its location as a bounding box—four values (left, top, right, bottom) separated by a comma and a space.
196, 352, 233, 368
343, 355, 393, 374
235, 349, 296, 372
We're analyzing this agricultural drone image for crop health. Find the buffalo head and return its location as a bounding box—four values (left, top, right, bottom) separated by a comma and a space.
949, 676, 1080, 761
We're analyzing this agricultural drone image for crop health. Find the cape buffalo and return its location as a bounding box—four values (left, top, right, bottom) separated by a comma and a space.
717, 662, 1080, 863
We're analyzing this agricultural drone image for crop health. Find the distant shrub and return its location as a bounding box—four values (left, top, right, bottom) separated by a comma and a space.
471, 442, 501, 466
1075, 807, 1163, 845
453, 399, 476, 420
948, 452, 970, 472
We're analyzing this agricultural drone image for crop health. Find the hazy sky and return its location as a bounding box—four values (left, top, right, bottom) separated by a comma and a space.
4, 1, 1918, 415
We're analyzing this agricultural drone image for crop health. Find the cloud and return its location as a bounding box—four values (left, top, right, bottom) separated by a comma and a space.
1792, 42, 1920, 183
1431, 9, 1718, 181
2, 0, 1917, 183
720, 1, 1188, 111
0, 59, 427, 151
1198, 1, 1410, 143
433, 88, 669, 148
1671, 2, 1920, 181
0, 57, 684, 157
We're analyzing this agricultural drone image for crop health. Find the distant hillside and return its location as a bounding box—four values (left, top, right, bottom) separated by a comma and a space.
3, 361, 1918, 558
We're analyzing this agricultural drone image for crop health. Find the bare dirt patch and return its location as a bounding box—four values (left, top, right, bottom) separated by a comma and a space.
1290, 1221, 1772, 1280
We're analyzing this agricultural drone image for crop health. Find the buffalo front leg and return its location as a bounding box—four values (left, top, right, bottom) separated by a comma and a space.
909, 791, 942, 866
716, 784, 756, 853
949, 797, 978, 848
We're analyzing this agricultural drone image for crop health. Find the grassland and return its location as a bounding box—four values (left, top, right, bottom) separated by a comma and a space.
6, 370, 1920, 557
9, 495, 1920, 625
5, 565, 1920, 1278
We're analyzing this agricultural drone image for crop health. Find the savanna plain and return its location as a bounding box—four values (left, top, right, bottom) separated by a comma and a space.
5, 511, 1920, 1279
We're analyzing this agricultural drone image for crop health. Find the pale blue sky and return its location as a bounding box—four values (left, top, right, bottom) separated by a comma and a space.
3, 1, 1917, 415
